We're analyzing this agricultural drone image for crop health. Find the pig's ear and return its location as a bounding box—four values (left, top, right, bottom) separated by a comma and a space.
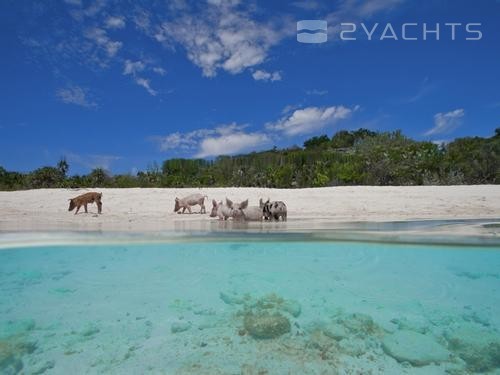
241, 199, 249, 209
212, 199, 217, 206
226, 198, 233, 208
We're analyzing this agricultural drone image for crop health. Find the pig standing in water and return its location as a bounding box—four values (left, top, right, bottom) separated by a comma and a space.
210, 200, 232, 220
174, 194, 207, 214
260, 198, 287, 221
226, 198, 263, 221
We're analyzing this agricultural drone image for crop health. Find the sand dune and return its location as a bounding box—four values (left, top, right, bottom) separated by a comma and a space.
0, 186, 499, 232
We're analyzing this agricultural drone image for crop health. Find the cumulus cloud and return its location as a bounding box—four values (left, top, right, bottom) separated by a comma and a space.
65, 0, 107, 20
105, 16, 126, 29
154, 103, 360, 157
152, 67, 166, 76
84, 27, 122, 57
23, 3, 125, 71
425, 109, 464, 136
266, 105, 357, 136
155, 123, 270, 158
122, 60, 158, 95
134, 78, 157, 96
252, 70, 282, 82
123, 60, 146, 75
56, 86, 96, 108
154, 2, 290, 77
197, 131, 269, 158
306, 89, 328, 96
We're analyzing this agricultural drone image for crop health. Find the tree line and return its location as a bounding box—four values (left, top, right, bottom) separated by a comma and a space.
1, 128, 498, 190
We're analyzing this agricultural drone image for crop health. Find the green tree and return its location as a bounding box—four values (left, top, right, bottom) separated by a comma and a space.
88, 168, 110, 187
331, 130, 355, 149
57, 158, 69, 177
304, 135, 330, 149
28, 167, 64, 188
1, 128, 499, 190
443, 136, 499, 184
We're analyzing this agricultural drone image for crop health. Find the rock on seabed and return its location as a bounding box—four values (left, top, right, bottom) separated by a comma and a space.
382, 330, 451, 366
244, 312, 291, 339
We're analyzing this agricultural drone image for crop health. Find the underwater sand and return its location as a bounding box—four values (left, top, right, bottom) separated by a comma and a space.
1, 238, 500, 374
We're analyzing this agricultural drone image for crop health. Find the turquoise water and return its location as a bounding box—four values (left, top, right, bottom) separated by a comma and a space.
1, 238, 500, 374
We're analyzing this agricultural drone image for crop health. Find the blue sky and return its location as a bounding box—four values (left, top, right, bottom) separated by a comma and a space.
1, 0, 499, 175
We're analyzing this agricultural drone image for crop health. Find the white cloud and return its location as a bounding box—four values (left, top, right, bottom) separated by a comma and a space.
84, 27, 122, 57
155, 123, 270, 158
197, 131, 269, 158
105, 16, 126, 29
306, 89, 328, 96
68, 0, 108, 21
24, 6, 124, 70
122, 60, 158, 95
154, 103, 360, 157
252, 70, 282, 82
132, 9, 153, 34
135, 78, 157, 96
167, 0, 190, 12
105, 41, 122, 57
156, 128, 214, 151
425, 109, 464, 136
266, 105, 357, 136
56, 86, 96, 108
123, 60, 146, 75
154, 3, 290, 77
152, 67, 166, 76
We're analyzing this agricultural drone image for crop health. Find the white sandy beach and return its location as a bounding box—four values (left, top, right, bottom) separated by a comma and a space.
0, 185, 499, 232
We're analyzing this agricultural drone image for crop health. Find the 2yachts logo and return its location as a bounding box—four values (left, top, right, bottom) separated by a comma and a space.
297, 20, 328, 43
297, 20, 483, 43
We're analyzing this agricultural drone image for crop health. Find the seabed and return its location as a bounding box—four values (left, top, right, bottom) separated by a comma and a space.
1, 219, 500, 374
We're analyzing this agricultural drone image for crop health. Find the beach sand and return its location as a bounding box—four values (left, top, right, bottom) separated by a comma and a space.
0, 185, 498, 232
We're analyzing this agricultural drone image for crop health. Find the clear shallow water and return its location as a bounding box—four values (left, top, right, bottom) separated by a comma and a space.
1, 238, 500, 374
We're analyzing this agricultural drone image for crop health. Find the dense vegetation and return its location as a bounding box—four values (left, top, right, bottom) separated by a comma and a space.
1, 129, 498, 190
